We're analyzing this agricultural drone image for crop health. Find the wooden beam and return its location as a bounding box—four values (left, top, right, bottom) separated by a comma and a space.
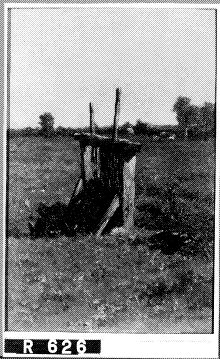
112, 88, 121, 142
68, 177, 83, 208
95, 195, 120, 237
74, 132, 141, 154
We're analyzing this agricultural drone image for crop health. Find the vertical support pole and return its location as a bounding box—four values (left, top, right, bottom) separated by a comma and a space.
83, 146, 94, 182
112, 88, 121, 142
123, 155, 136, 231
79, 103, 94, 184
80, 142, 100, 186
89, 102, 95, 135
79, 143, 86, 185
89, 102, 100, 178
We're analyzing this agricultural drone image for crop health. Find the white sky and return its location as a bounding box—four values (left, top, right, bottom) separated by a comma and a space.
9, 7, 216, 129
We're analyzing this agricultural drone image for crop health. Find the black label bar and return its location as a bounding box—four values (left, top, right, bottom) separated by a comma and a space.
5, 339, 101, 355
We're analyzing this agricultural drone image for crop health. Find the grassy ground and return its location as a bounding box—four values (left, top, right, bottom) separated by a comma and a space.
7, 135, 215, 333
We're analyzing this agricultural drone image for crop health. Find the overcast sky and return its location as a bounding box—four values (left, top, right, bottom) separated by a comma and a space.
9, 6, 216, 129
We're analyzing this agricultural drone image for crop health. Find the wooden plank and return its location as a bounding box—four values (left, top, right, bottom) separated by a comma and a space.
74, 132, 141, 153
112, 87, 121, 142
123, 155, 136, 231
68, 177, 83, 208
82, 145, 101, 183
83, 145, 94, 182
93, 147, 101, 179
95, 195, 120, 237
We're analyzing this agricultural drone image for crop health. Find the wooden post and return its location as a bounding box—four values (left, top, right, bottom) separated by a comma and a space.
89, 102, 95, 135
112, 88, 121, 142
89, 102, 101, 178
81, 103, 100, 184
123, 156, 136, 231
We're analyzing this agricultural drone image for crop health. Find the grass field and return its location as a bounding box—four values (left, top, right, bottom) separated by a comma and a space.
7, 135, 215, 332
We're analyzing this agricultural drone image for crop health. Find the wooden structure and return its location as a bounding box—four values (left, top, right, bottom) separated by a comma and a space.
71, 88, 141, 237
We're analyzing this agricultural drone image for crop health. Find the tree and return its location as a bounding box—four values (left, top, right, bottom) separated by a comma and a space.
173, 96, 194, 138
133, 119, 149, 135
38, 112, 55, 137
173, 96, 215, 139
187, 104, 200, 125
199, 102, 215, 137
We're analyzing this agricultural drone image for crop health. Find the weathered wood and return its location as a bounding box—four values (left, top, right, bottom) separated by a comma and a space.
123, 156, 136, 231
93, 147, 101, 179
89, 102, 95, 135
79, 143, 86, 184
80, 144, 101, 185
95, 195, 120, 237
72, 89, 142, 234
68, 177, 83, 207
76, 131, 140, 232
74, 132, 141, 155
83, 145, 94, 182
112, 88, 121, 142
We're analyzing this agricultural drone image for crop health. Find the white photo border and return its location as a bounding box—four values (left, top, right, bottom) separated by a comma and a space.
3, 2, 219, 358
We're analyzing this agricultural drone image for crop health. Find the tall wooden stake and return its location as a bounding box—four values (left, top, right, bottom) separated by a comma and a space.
89, 102, 95, 135
112, 88, 121, 142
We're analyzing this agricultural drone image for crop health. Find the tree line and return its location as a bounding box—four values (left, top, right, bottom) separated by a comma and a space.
8, 96, 215, 139
173, 96, 215, 139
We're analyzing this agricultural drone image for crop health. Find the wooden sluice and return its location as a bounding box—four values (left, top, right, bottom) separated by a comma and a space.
69, 88, 141, 237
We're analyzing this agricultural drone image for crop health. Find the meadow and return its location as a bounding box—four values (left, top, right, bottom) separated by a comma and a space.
7, 135, 215, 332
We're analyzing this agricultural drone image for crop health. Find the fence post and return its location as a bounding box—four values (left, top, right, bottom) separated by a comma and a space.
112, 88, 121, 142
123, 155, 136, 230
89, 102, 95, 135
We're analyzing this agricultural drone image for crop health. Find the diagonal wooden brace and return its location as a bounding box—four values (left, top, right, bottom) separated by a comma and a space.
95, 194, 120, 237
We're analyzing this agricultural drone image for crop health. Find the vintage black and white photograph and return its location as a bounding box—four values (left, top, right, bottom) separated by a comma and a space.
3, 2, 219, 357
